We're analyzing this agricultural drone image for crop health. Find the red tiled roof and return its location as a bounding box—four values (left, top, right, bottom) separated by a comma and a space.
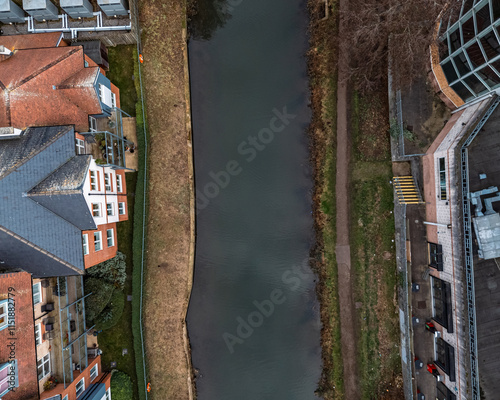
0, 271, 38, 400
0, 45, 101, 132
0, 32, 63, 51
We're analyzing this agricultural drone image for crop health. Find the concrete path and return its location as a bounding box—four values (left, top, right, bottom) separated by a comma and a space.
335, 0, 359, 397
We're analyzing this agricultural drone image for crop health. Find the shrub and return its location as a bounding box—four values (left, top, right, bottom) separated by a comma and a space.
84, 278, 114, 323
95, 289, 125, 331
86, 252, 127, 289
110, 370, 133, 400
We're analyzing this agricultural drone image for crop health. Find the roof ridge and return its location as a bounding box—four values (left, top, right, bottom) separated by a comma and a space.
11, 47, 81, 91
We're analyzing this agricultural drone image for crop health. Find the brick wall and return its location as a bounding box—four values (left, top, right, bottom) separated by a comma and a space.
0, 272, 38, 400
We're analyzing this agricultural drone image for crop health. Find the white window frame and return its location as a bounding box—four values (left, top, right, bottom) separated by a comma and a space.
0, 300, 8, 331
37, 353, 50, 380
33, 283, 42, 305
104, 173, 112, 192
63, 395, 69, 400
106, 203, 114, 216
83, 234, 89, 255
76, 138, 85, 154
99, 387, 111, 400
118, 202, 126, 215
106, 229, 114, 247
35, 323, 42, 346
0, 361, 15, 396
94, 231, 102, 252
111, 92, 116, 109
89, 116, 97, 132
92, 203, 101, 217
75, 377, 85, 398
116, 174, 123, 193
90, 170, 98, 191
90, 363, 98, 382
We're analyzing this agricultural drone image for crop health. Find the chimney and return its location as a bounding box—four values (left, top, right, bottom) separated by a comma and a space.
0, 45, 14, 61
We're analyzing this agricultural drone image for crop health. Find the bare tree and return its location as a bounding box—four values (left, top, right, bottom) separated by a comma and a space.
342, 0, 461, 90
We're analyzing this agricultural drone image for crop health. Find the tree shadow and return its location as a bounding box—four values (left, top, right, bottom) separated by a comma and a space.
189, 0, 238, 41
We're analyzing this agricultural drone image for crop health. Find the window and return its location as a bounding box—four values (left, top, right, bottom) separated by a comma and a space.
0, 300, 8, 331
33, 283, 42, 305
83, 234, 89, 255
116, 174, 123, 193
99, 84, 113, 108
35, 323, 42, 346
90, 363, 98, 381
435, 338, 456, 381
118, 202, 126, 215
76, 138, 85, 155
107, 203, 114, 216
111, 92, 116, 108
104, 173, 112, 192
0, 361, 17, 396
439, 158, 447, 200
75, 377, 85, 398
107, 229, 114, 247
89, 116, 97, 132
94, 232, 102, 251
428, 243, 443, 271
100, 388, 111, 400
432, 277, 453, 332
37, 353, 50, 380
63, 395, 69, 400
92, 203, 101, 217
436, 381, 457, 400
90, 170, 98, 191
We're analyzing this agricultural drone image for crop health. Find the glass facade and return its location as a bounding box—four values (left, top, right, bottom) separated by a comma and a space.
439, 0, 500, 102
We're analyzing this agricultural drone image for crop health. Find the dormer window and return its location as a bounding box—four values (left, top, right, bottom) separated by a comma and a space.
76, 138, 85, 154
99, 84, 113, 108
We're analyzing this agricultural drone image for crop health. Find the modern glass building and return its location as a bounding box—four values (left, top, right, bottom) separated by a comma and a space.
437, 0, 500, 104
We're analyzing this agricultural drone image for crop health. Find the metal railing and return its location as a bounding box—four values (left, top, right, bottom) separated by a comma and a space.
460, 94, 500, 400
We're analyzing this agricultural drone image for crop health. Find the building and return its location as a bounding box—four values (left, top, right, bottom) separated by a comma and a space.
0, 32, 131, 277
0, 271, 111, 400
431, 0, 500, 108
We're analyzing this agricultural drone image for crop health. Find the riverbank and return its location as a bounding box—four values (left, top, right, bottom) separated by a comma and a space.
308, 1, 403, 398
138, 1, 195, 399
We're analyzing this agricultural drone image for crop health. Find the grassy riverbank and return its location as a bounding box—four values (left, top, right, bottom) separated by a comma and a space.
308, 1, 343, 398
309, 1, 403, 398
138, 1, 195, 399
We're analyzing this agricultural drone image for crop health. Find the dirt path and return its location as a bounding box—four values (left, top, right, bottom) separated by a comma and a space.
335, 0, 359, 397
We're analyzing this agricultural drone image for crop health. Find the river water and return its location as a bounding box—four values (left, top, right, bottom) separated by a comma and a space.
187, 1, 322, 398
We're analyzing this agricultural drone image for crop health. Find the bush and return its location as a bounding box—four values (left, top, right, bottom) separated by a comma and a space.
95, 289, 125, 330
110, 370, 133, 400
84, 278, 114, 323
86, 252, 127, 289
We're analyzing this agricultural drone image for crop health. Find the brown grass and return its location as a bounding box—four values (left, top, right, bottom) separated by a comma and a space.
138, 1, 194, 399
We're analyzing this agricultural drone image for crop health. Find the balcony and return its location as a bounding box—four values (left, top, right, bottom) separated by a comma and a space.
36, 276, 92, 393
80, 108, 133, 169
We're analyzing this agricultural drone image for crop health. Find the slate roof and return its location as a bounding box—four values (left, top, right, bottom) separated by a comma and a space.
0, 126, 88, 277
28, 155, 97, 231
0, 44, 102, 131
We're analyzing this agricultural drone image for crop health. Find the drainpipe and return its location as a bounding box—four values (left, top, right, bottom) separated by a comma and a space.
423, 221, 452, 229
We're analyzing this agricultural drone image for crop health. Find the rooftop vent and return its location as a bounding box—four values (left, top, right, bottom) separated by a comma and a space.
23, 0, 59, 21
97, 0, 128, 17
0, 45, 13, 61
0, 0, 26, 24
60, 0, 93, 19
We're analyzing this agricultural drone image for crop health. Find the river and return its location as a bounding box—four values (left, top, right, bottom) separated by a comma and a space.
187, 1, 322, 398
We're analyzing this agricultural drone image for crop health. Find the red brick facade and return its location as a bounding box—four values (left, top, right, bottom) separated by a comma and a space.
0, 272, 38, 400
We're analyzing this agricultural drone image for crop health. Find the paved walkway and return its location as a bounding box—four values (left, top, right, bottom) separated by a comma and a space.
335, 0, 359, 396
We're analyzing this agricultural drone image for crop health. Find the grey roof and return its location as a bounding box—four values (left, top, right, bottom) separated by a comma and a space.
0, 126, 87, 277
27, 155, 96, 231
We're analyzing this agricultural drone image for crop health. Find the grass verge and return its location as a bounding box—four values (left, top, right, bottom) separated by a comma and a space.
350, 90, 403, 398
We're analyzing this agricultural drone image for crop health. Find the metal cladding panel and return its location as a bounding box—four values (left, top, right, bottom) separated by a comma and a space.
60, 0, 93, 18
22, 0, 59, 21
0, 0, 26, 23
97, 0, 128, 16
